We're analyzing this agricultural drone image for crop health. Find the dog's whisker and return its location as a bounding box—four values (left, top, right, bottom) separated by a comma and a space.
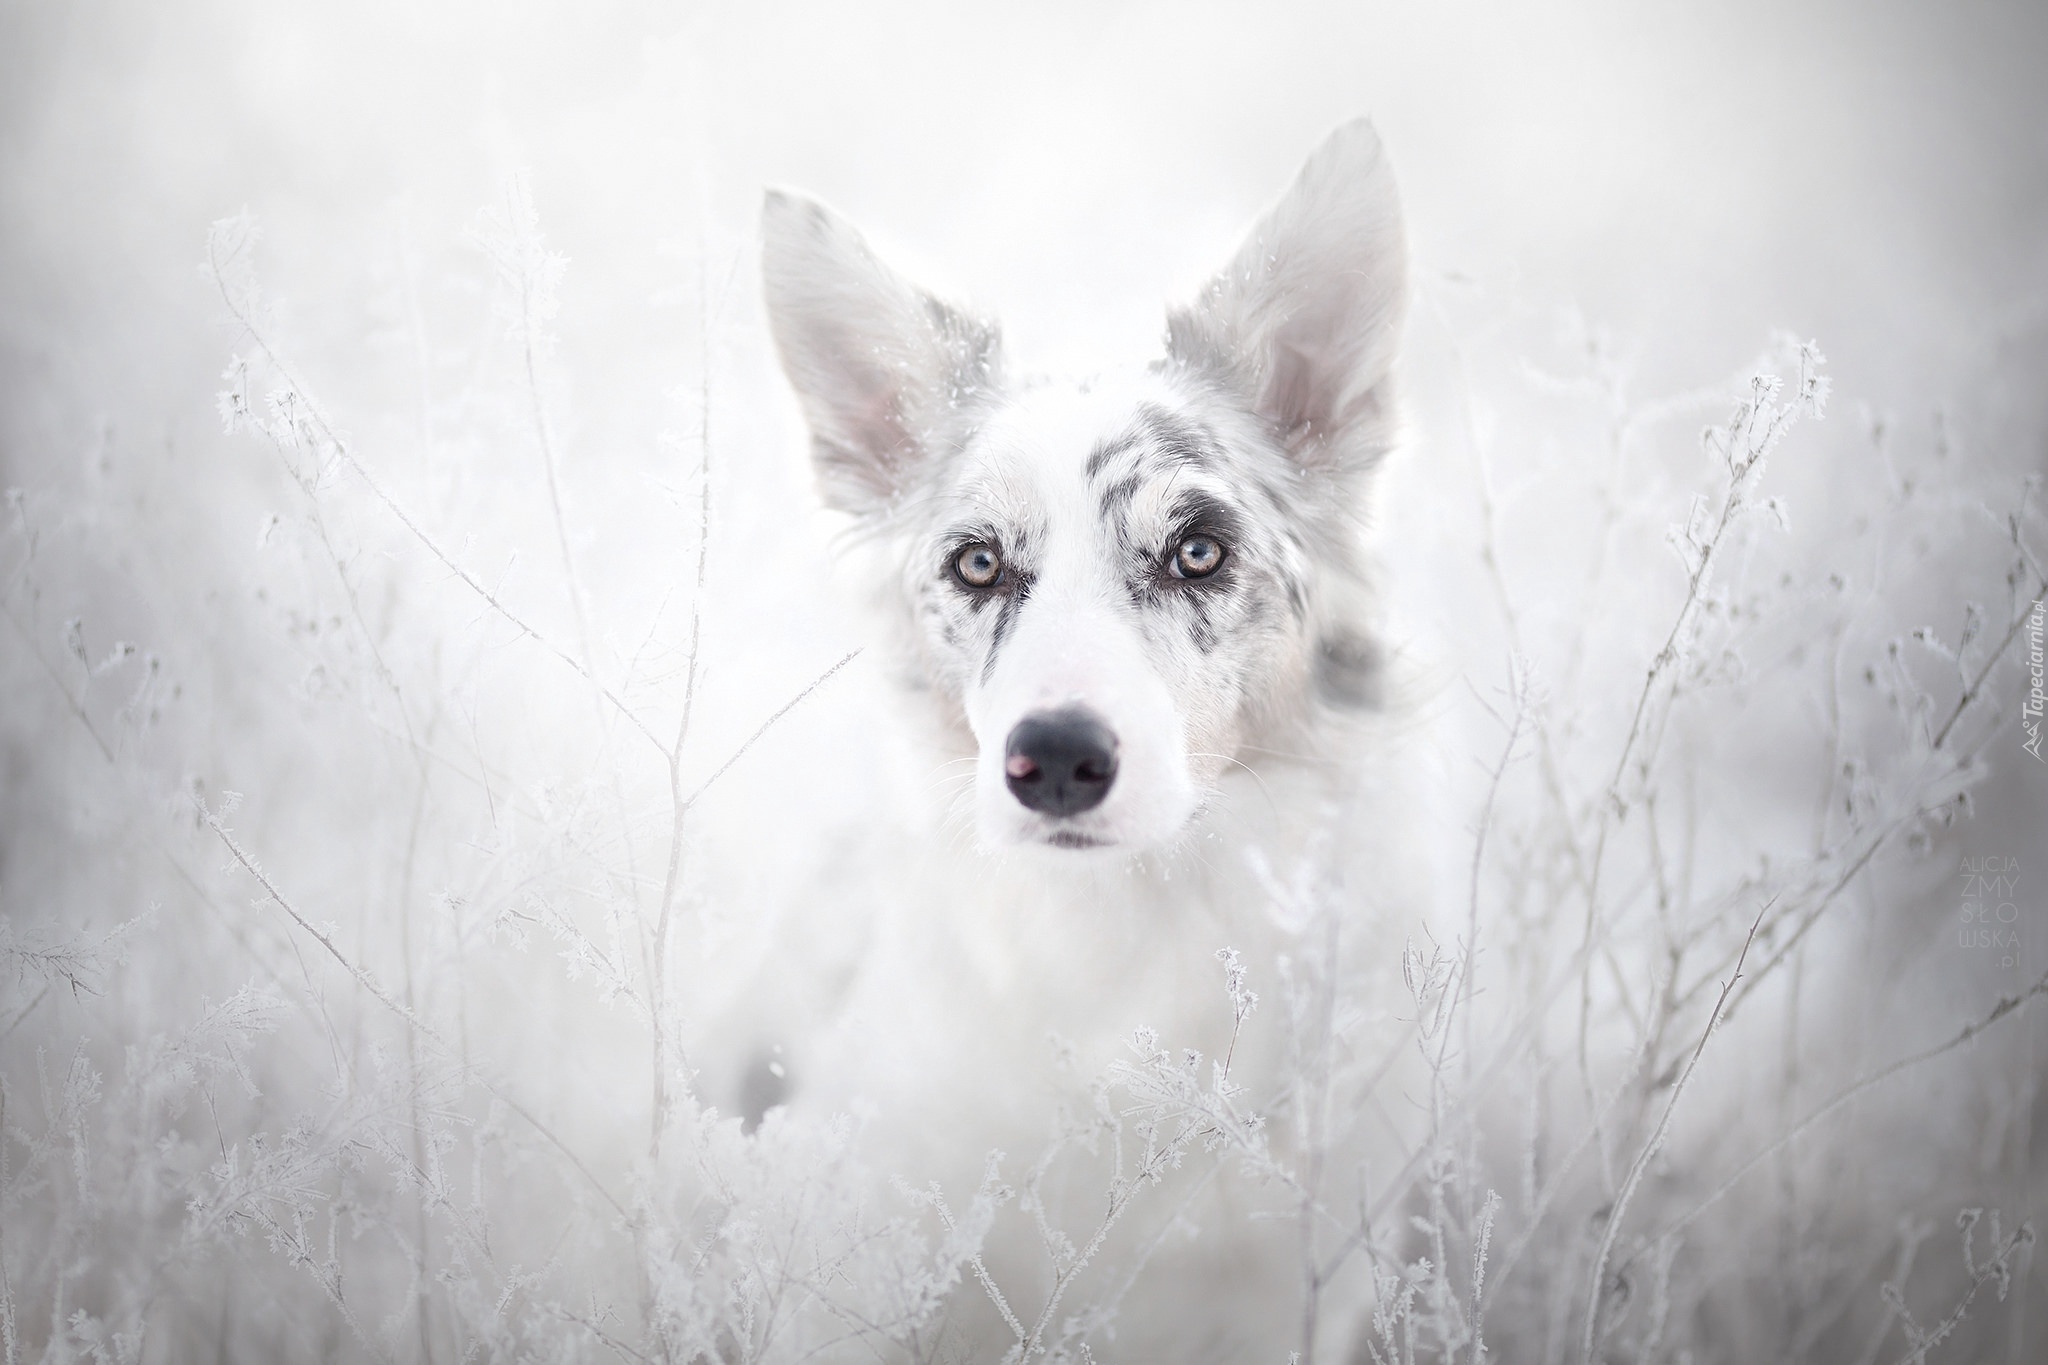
1188, 750, 1282, 819
1232, 741, 1336, 765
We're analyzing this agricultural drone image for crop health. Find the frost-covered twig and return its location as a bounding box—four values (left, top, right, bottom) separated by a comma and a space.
199, 797, 631, 1225
1574, 346, 1827, 1165
474, 175, 596, 684
1579, 900, 1767, 1364
1882, 1210, 2036, 1365
650, 647, 861, 1154
647, 249, 726, 1157
1635, 969, 2048, 1259
208, 215, 665, 758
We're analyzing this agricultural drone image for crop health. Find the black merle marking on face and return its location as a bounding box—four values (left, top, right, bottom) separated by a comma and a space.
1133, 403, 1217, 470
982, 580, 1032, 683
1163, 491, 1242, 547
1176, 545, 1232, 645
1092, 420, 1200, 544
1107, 486, 1245, 618
1098, 474, 1143, 520
1087, 404, 1219, 497
1085, 430, 1137, 480
1283, 574, 1307, 621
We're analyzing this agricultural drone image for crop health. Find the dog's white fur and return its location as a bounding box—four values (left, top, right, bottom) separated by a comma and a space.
764, 119, 1404, 856
731, 120, 1423, 1359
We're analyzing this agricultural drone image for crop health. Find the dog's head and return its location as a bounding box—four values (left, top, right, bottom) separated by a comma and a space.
763, 121, 1406, 853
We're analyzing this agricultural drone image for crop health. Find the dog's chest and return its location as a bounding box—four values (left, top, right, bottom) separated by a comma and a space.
786, 808, 1324, 1172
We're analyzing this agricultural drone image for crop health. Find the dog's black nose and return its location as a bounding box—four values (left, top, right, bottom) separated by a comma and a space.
1004, 708, 1119, 816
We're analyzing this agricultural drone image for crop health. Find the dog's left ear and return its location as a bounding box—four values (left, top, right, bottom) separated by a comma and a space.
1167, 119, 1407, 472
762, 190, 1001, 519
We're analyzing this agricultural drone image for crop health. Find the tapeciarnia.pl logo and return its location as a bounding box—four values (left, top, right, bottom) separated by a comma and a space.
2025, 598, 2044, 760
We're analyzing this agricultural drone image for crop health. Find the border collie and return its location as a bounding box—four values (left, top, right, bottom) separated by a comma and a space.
742, 119, 1417, 1361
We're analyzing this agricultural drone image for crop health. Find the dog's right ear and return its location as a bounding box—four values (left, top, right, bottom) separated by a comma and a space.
761, 191, 1001, 518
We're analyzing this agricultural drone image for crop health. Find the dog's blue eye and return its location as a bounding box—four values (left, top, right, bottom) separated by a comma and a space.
954, 544, 1003, 589
1173, 535, 1226, 579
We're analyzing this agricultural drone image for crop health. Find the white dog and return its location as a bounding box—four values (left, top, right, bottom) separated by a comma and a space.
732, 119, 1421, 1361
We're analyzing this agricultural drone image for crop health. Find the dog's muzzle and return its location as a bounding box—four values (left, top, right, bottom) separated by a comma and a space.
1003, 707, 1119, 816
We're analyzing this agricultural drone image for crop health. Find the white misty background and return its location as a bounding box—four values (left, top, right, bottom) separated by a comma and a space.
3, 2, 2046, 1363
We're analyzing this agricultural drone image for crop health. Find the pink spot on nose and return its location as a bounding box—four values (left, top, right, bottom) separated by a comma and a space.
1005, 753, 1039, 780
